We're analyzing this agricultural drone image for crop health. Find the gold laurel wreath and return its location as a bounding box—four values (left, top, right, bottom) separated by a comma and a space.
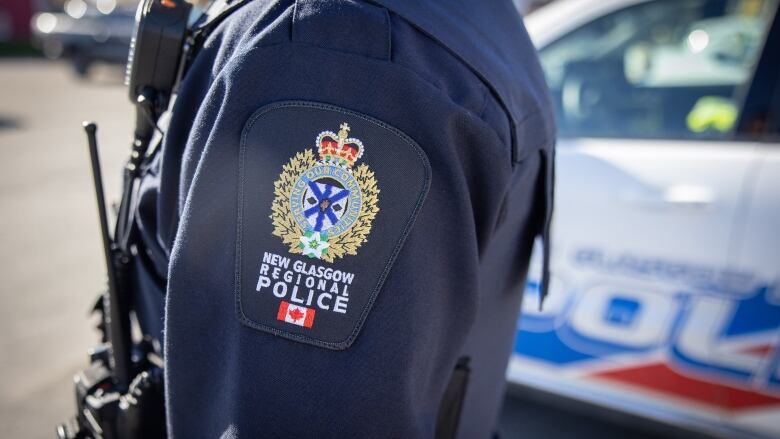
270, 149, 380, 262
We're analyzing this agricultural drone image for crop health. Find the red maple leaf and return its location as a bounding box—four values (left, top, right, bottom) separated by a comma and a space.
288, 308, 305, 321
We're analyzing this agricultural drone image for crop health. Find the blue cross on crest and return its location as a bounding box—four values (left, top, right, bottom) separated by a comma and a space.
303, 180, 350, 232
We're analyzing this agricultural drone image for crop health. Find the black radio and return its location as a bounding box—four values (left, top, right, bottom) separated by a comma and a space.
125, 0, 191, 151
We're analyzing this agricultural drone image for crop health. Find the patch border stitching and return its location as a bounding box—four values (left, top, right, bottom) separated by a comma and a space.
235, 100, 431, 350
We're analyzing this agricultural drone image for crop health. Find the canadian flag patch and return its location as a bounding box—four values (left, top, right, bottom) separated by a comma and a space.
276, 301, 316, 328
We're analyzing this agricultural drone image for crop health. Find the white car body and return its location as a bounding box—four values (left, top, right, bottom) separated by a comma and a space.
511, 0, 780, 438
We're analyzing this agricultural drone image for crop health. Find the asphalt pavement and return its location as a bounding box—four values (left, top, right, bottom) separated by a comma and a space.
0, 58, 132, 438
0, 58, 681, 439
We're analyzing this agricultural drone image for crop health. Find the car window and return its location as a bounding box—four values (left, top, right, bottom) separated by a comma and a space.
539, 0, 777, 140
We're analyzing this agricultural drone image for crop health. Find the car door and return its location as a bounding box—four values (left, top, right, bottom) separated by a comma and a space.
511, 0, 780, 437
724, 17, 780, 436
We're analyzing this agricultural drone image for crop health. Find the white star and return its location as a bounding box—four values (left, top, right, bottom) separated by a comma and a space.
299, 232, 330, 259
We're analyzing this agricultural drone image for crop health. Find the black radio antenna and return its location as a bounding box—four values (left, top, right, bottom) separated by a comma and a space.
83, 122, 133, 389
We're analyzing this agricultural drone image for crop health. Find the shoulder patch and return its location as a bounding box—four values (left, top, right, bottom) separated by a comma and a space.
236, 101, 430, 349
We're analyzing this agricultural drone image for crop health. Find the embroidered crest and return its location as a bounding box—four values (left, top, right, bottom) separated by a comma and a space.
270, 123, 380, 262
238, 102, 430, 348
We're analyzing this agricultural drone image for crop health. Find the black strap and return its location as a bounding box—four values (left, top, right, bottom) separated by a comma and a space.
176, 0, 252, 86
435, 357, 471, 439
538, 147, 555, 308
196, 0, 251, 38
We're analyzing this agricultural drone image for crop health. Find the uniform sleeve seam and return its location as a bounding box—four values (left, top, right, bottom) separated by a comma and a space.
219, 42, 509, 163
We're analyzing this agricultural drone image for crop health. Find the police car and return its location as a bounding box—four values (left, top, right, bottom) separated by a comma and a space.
513, 0, 780, 437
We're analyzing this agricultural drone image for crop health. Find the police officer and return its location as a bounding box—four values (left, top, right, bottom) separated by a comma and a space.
130, 0, 555, 437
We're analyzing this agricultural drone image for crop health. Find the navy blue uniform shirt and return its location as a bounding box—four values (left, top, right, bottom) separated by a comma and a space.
132, 0, 555, 437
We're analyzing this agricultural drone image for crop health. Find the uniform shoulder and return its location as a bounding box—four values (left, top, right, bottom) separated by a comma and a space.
198, 1, 511, 144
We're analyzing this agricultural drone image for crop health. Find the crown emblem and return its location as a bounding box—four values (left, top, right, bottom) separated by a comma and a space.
316, 123, 364, 169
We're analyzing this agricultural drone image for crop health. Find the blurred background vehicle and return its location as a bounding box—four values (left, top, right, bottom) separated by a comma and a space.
0, 0, 34, 44
515, 0, 780, 438
29, 0, 135, 77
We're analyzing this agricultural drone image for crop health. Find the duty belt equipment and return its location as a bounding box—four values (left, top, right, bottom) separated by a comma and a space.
56, 1, 248, 438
